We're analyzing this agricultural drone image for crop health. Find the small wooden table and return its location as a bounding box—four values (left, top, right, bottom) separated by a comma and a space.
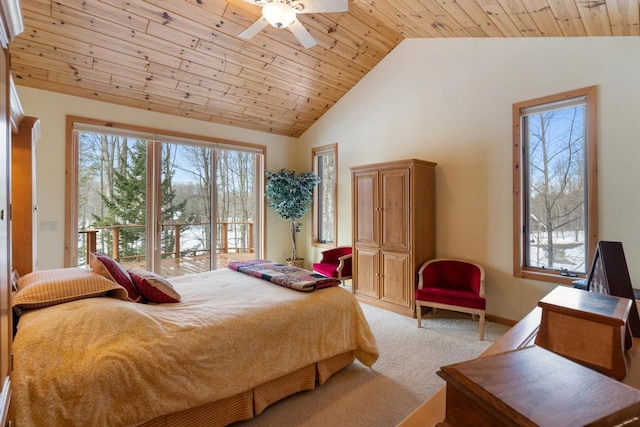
536, 286, 631, 380
398, 307, 640, 427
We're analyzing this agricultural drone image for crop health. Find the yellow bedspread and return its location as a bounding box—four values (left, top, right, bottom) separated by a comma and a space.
12, 269, 379, 426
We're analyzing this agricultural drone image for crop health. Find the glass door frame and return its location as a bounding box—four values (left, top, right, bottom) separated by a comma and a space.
65, 116, 265, 273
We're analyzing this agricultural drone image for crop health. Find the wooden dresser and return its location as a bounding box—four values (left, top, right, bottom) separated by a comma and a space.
398, 307, 640, 426
351, 159, 436, 317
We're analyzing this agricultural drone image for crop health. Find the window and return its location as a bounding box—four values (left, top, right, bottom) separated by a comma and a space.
312, 144, 337, 247
513, 86, 597, 284
65, 117, 265, 277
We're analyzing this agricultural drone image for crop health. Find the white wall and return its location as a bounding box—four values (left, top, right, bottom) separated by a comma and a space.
15, 86, 297, 270
298, 37, 640, 321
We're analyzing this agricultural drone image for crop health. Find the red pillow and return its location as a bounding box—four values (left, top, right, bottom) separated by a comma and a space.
90, 252, 141, 302
128, 269, 180, 303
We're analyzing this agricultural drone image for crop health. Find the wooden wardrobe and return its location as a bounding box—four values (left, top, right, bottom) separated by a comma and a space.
351, 159, 436, 317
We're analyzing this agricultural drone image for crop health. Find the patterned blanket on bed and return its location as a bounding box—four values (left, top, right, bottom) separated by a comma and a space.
228, 259, 340, 292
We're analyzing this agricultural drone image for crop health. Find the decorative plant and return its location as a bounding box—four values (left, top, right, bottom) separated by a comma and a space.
265, 169, 321, 262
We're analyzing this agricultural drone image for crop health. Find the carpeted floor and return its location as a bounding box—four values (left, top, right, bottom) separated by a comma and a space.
235, 300, 511, 427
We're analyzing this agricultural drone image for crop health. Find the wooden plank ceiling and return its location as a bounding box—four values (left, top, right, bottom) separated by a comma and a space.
10, 0, 640, 137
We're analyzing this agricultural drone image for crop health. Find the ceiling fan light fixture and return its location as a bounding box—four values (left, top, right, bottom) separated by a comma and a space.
262, 2, 296, 28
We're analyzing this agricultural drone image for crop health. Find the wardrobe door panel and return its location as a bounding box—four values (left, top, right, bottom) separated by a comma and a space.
353, 248, 379, 299
380, 251, 411, 308
380, 168, 409, 252
353, 170, 378, 247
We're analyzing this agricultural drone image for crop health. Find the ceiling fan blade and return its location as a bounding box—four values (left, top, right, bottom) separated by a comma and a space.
239, 17, 270, 39
288, 19, 317, 48
295, 0, 348, 14
240, 0, 267, 6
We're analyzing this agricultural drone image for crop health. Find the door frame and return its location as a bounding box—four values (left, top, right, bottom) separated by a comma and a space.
64, 116, 266, 270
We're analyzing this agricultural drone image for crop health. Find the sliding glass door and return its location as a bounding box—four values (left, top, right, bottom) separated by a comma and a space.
214, 148, 258, 269
71, 122, 263, 277
76, 130, 149, 269
155, 141, 214, 276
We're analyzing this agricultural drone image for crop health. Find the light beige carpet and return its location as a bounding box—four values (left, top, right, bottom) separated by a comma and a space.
235, 301, 511, 427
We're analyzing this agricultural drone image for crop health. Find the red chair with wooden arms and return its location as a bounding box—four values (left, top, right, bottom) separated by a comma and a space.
312, 246, 353, 285
415, 258, 486, 340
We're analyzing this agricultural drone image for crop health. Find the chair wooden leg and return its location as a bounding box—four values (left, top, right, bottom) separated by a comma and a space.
479, 313, 485, 341
416, 304, 422, 328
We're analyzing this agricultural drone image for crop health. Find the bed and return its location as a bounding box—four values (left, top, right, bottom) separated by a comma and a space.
11, 261, 379, 426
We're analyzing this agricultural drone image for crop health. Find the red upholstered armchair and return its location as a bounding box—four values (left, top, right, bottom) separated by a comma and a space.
415, 258, 486, 340
312, 246, 353, 285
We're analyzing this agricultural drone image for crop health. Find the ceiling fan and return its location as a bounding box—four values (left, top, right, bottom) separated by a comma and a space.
238, 0, 348, 49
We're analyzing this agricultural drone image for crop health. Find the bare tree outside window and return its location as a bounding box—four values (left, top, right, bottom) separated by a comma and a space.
312, 144, 337, 247
525, 104, 585, 271
513, 87, 598, 284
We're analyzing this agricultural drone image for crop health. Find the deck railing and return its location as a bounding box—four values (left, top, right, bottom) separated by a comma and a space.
79, 221, 254, 266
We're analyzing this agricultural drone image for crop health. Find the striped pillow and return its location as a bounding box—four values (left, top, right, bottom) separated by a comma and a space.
128, 269, 180, 303
13, 268, 130, 312
90, 253, 141, 302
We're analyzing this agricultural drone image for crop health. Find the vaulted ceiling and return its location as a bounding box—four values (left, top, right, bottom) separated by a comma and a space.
9, 0, 639, 137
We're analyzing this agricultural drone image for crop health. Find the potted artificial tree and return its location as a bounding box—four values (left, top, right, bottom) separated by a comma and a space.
265, 169, 321, 267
